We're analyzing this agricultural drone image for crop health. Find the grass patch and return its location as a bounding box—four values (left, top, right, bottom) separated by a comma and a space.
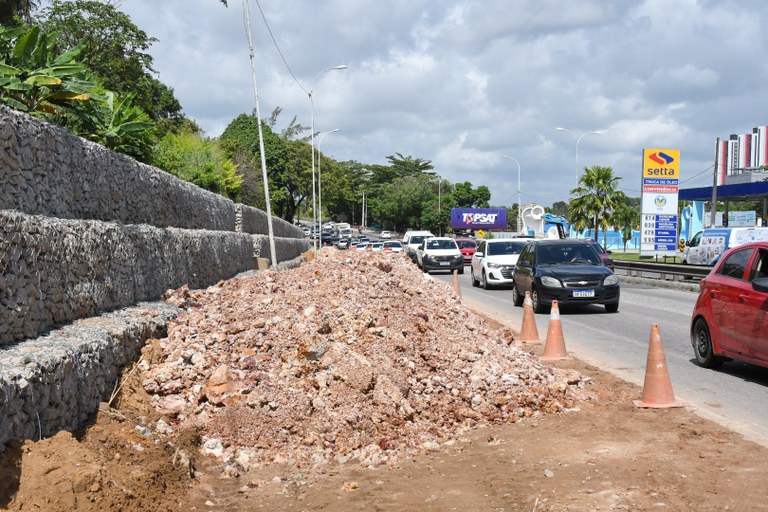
609, 251, 683, 264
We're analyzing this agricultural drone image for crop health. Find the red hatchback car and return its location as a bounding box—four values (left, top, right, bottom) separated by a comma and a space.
455, 237, 477, 264
691, 241, 768, 369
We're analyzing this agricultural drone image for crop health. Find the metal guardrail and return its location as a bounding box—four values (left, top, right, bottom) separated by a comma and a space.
613, 261, 712, 281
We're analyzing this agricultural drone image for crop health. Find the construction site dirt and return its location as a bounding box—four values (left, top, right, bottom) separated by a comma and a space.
2, 250, 767, 511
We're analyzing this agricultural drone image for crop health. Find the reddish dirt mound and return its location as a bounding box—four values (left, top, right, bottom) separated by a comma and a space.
146, 250, 590, 474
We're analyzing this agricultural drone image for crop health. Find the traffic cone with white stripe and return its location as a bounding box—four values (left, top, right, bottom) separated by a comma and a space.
540, 300, 568, 360
519, 291, 540, 343
634, 324, 683, 408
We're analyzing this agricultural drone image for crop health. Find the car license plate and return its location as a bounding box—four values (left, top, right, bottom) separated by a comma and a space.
573, 289, 595, 298
439, 261, 450, 266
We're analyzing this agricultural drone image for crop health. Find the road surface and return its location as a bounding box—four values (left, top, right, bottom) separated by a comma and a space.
433, 269, 768, 447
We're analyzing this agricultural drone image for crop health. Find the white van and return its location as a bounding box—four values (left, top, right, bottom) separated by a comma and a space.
402, 230, 435, 261
682, 227, 768, 265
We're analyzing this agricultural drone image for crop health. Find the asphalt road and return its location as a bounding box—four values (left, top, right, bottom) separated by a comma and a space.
432, 267, 768, 448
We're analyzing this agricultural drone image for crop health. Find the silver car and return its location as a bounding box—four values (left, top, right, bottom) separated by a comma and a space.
470, 239, 528, 289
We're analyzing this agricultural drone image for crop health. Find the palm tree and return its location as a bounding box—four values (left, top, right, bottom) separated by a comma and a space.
611, 202, 639, 252
569, 166, 624, 248
0, 0, 38, 24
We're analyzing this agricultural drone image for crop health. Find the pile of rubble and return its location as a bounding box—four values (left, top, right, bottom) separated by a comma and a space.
141, 249, 590, 474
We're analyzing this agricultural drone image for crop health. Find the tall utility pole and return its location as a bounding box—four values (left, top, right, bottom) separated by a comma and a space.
711, 138, 719, 227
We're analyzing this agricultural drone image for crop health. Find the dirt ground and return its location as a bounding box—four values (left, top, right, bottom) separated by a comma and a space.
2, 252, 768, 511
2, 325, 767, 512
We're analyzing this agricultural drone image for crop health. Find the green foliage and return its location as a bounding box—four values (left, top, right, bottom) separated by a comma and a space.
220, 113, 294, 218
569, 166, 624, 246
385, 153, 434, 177
37, 0, 185, 125
611, 203, 639, 251
154, 130, 242, 200
0, 25, 96, 114
74, 91, 155, 162
0, 0, 38, 24
549, 200, 570, 218
452, 181, 490, 208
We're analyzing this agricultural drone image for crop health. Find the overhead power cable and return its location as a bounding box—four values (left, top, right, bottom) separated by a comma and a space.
252, 0, 308, 94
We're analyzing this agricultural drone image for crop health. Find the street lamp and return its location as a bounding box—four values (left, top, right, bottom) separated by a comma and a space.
501, 155, 522, 234
317, 128, 339, 243
308, 65, 347, 250
556, 127, 603, 180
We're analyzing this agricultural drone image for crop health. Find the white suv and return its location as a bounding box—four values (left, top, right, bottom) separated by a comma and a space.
416, 237, 464, 274
471, 238, 528, 289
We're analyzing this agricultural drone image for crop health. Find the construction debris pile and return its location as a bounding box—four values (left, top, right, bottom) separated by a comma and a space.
141, 250, 590, 474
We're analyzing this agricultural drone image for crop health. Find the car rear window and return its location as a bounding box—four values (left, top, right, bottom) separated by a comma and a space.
427, 239, 458, 250
536, 244, 600, 265
410, 236, 427, 245
456, 240, 476, 249
487, 241, 526, 256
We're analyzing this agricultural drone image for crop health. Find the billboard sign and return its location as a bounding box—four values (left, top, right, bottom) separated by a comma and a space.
640, 149, 680, 256
450, 208, 507, 230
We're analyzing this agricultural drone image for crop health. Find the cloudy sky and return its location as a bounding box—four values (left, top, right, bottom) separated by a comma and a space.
109, 0, 764, 206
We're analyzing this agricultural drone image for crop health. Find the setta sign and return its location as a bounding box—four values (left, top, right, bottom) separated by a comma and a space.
450, 208, 507, 229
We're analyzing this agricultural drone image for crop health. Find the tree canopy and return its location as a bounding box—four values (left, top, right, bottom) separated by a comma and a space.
569, 165, 625, 247
37, 0, 184, 125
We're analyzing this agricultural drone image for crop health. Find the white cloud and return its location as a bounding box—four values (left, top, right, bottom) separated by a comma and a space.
75, 0, 768, 204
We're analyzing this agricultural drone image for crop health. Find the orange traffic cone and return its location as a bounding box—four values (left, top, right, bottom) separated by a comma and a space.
519, 292, 540, 343
633, 324, 683, 409
540, 300, 568, 360
452, 269, 462, 297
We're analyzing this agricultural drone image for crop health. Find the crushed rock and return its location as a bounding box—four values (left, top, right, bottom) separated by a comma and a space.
143, 249, 591, 474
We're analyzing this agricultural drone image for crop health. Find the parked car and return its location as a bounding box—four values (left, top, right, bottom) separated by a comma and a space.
382, 241, 404, 253
380, 230, 392, 239
416, 237, 464, 274
584, 240, 615, 270
370, 242, 384, 252
690, 241, 768, 369
355, 242, 369, 252
455, 237, 477, 264
682, 227, 768, 265
511, 239, 620, 313
470, 238, 528, 289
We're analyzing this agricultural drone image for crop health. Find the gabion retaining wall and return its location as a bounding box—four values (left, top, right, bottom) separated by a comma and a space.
0, 210, 256, 346
0, 302, 180, 448
237, 203, 304, 239
0, 106, 235, 231
0, 106, 311, 448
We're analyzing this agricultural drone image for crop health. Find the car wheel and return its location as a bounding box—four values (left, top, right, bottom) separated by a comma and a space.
422, 264, 429, 273
471, 269, 479, 287
693, 317, 724, 369
481, 271, 491, 290
512, 282, 524, 307
532, 287, 548, 314
605, 303, 619, 313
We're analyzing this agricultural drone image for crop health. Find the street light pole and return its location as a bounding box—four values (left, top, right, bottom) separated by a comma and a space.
502, 155, 522, 234
309, 65, 347, 250
242, 0, 276, 266
437, 177, 442, 236
556, 127, 603, 181
317, 128, 339, 243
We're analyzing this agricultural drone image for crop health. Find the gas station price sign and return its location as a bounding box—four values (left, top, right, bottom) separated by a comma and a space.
640, 149, 680, 257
